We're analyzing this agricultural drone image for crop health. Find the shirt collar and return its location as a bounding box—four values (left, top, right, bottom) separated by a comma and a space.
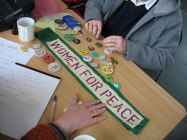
131, 0, 157, 10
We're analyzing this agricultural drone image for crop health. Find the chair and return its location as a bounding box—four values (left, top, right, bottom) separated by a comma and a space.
155, 30, 183, 82
62, 0, 88, 18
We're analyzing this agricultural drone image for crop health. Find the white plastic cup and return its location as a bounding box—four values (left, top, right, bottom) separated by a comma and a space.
17, 17, 34, 42
73, 135, 96, 140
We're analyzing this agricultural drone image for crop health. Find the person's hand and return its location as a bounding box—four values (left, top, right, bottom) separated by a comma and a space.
54, 94, 106, 136
103, 36, 128, 54
85, 19, 102, 39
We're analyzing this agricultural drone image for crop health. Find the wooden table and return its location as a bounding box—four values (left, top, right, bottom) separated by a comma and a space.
0, 1, 186, 140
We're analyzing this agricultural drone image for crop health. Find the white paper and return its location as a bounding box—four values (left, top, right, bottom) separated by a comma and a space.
0, 64, 61, 139
0, 37, 35, 78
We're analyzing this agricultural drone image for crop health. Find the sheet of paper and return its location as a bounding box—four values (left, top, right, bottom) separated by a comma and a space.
55, 28, 78, 35
0, 37, 35, 78
34, 12, 71, 31
0, 63, 61, 139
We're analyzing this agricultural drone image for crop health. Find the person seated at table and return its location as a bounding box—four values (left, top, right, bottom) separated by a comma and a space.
21, 94, 106, 140
84, 0, 182, 80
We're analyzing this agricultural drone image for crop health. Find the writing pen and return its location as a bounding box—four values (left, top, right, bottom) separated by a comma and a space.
51, 95, 56, 122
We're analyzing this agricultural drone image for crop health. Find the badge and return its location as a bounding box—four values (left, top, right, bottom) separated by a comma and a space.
100, 55, 106, 60
33, 43, 42, 48
80, 49, 88, 55
91, 52, 98, 57
104, 48, 113, 54
35, 49, 46, 57
112, 82, 121, 89
102, 66, 114, 74
42, 54, 55, 63
19, 46, 28, 52
83, 56, 92, 62
105, 75, 113, 82
91, 62, 99, 68
88, 46, 94, 51
48, 62, 61, 72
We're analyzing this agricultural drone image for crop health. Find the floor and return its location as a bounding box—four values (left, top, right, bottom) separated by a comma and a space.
157, 1, 187, 139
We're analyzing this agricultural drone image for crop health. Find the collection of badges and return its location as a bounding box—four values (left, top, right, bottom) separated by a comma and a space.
19, 18, 121, 89
63, 30, 121, 89
19, 43, 61, 72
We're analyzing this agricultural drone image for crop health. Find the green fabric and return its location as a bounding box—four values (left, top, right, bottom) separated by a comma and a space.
35, 27, 149, 135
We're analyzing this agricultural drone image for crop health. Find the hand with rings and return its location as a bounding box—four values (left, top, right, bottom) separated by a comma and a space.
85, 19, 102, 39
55, 94, 106, 136
103, 35, 128, 54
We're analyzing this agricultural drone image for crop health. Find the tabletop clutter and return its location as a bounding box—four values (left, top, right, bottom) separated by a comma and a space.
25, 14, 121, 89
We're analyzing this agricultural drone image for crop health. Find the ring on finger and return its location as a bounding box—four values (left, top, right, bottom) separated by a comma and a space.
114, 43, 116, 46
116, 47, 118, 51
91, 111, 95, 117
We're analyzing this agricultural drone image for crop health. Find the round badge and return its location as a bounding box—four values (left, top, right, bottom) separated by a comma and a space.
102, 66, 114, 74
58, 24, 67, 29
83, 56, 92, 62
48, 62, 61, 72
91, 62, 99, 68
104, 48, 113, 54
100, 55, 106, 60
19, 46, 28, 52
33, 43, 41, 48
73, 38, 80, 44
91, 52, 98, 57
35, 48, 46, 57
105, 75, 113, 83
88, 46, 94, 51
80, 49, 88, 55
54, 19, 64, 24
86, 38, 92, 42
83, 35, 88, 39
42, 54, 55, 63
112, 82, 121, 89
64, 34, 74, 42
95, 43, 102, 48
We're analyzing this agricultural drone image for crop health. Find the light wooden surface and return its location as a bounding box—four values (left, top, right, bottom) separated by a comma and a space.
56, 0, 68, 9
0, 4, 186, 140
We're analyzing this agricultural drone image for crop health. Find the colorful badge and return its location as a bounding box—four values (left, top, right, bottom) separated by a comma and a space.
112, 82, 121, 89
102, 66, 113, 74
80, 49, 88, 55
100, 55, 106, 60
64, 34, 74, 41
35, 48, 46, 57
95, 43, 102, 48
48, 62, 61, 72
19, 46, 28, 52
42, 54, 55, 63
105, 75, 113, 83
91, 52, 98, 57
